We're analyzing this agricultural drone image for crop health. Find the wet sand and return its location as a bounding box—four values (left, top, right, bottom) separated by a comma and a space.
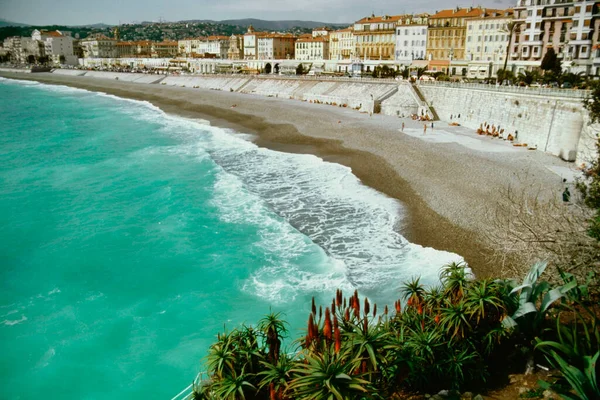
1, 72, 572, 277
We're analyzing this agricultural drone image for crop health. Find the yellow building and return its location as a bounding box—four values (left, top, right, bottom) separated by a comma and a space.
329, 27, 354, 60
354, 14, 404, 60
152, 40, 178, 58
116, 41, 137, 58
227, 34, 244, 60
427, 7, 502, 62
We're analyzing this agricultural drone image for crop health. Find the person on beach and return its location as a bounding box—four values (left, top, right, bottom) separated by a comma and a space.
423, 124, 427, 135
402, 122, 405, 131
431, 122, 434, 130
563, 187, 571, 203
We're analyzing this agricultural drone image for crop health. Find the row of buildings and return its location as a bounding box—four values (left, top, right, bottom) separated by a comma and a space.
1, 29, 78, 65
3, 1, 600, 78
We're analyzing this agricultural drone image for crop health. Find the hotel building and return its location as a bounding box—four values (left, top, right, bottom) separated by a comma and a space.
354, 14, 404, 60
295, 34, 329, 60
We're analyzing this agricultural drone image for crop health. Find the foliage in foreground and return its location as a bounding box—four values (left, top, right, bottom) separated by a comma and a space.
193, 262, 598, 399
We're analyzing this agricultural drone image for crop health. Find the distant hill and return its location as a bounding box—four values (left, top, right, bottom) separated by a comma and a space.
0, 19, 29, 28
183, 18, 349, 31
76, 23, 113, 29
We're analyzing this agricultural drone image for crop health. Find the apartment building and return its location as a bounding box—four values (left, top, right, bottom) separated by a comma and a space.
116, 41, 137, 58
510, 0, 600, 74
243, 25, 267, 60
295, 35, 329, 60
354, 14, 404, 60
395, 14, 429, 65
152, 40, 178, 58
257, 34, 296, 60
80, 34, 117, 58
329, 27, 354, 60
465, 9, 514, 78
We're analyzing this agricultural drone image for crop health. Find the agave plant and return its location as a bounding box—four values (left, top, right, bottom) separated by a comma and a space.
502, 262, 577, 337
288, 351, 373, 400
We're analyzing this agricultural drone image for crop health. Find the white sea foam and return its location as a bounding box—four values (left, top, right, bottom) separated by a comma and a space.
35, 347, 56, 368
6, 80, 465, 305
96, 98, 466, 304
2, 315, 28, 326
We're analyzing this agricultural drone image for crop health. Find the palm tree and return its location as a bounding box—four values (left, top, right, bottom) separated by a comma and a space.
500, 21, 516, 84
288, 351, 372, 399
517, 70, 539, 86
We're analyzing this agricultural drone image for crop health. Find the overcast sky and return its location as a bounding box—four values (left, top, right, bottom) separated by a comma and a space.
1, 0, 516, 26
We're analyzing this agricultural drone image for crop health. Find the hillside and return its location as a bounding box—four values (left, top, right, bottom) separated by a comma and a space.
0, 19, 29, 28
183, 18, 349, 31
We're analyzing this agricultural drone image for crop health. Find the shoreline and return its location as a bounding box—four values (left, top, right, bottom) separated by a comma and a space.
1, 72, 573, 277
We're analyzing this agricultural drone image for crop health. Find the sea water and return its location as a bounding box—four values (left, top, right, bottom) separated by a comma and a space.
0, 77, 463, 399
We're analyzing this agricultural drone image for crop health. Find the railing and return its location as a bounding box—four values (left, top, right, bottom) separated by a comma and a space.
417, 80, 591, 99
171, 372, 204, 400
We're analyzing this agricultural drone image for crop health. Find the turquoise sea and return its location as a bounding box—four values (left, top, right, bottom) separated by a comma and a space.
0, 77, 462, 399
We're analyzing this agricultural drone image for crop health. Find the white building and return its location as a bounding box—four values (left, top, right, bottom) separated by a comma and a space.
197, 36, 229, 59
295, 35, 329, 61
80, 34, 117, 58
243, 25, 266, 60
566, 0, 599, 75
41, 31, 76, 64
395, 25, 428, 65
465, 10, 513, 79
329, 28, 354, 60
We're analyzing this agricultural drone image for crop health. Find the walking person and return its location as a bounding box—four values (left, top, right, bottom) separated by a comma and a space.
423, 123, 427, 135
431, 122, 434, 130
402, 122, 405, 132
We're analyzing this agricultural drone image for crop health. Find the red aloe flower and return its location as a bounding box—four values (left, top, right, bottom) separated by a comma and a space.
307, 313, 315, 348
324, 308, 332, 341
